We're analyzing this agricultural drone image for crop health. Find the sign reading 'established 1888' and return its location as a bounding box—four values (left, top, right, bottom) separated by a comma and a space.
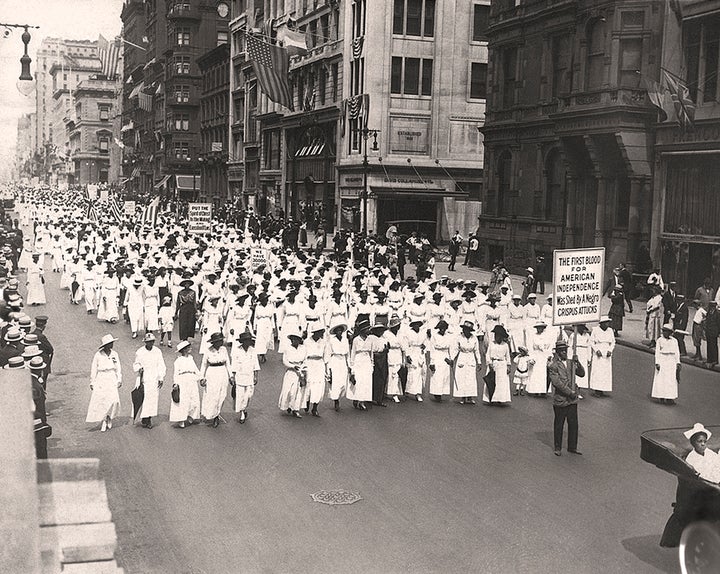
552, 247, 605, 326
188, 203, 212, 234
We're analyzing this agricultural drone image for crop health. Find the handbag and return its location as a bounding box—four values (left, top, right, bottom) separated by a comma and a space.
171, 384, 180, 404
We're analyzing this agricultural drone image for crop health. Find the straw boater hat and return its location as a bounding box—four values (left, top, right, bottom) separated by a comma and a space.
5, 356, 25, 369
29, 356, 46, 371
555, 340, 569, 350
5, 327, 22, 343
311, 325, 325, 334
98, 335, 117, 349
330, 323, 347, 334
176, 341, 191, 353
22, 345, 42, 359
684, 423, 711, 441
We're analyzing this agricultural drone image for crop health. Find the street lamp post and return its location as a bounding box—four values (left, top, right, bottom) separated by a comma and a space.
357, 127, 379, 235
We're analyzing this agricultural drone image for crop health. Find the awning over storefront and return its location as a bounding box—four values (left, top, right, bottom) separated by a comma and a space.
153, 174, 171, 189
176, 175, 200, 191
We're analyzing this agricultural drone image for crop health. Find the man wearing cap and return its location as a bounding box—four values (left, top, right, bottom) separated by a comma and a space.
132, 333, 167, 428
29, 356, 51, 458
684, 423, 720, 483
673, 295, 689, 356
589, 317, 615, 397
651, 324, 681, 404
548, 340, 585, 456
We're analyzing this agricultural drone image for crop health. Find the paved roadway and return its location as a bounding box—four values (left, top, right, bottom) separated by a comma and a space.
31, 264, 717, 574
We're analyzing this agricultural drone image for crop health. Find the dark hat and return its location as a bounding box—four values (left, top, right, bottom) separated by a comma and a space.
555, 340, 569, 350
356, 318, 372, 333
209, 332, 224, 344
435, 319, 449, 331
460, 320, 475, 332
491, 324, 509, 338
237, 329, 255, 342
287, 332, 304, 341
180, 279, 194, 288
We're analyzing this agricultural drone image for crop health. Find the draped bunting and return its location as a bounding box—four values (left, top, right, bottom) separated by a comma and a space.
351, 36, 364, 60
341, 94, 369, 138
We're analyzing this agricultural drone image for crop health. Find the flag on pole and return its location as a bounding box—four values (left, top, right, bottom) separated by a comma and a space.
644, 78, 669, 123
98, 35, 121, 80
110, 198, 124, 221
86, 202, 99, 222
662, 69, 695, 131
138, 91, 153, 112
277, 25, 308, 56
245, 33, 293, 110
141, 196, 160, 227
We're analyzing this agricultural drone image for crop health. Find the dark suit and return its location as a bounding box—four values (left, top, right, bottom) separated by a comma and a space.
673, 302, 689, 355
0, 342, 22, 367
548, 354, 585, 452
32, 328, 54, 381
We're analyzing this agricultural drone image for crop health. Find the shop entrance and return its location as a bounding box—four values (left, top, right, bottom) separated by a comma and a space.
688, 243, 714, 296
376, 198, 438, 241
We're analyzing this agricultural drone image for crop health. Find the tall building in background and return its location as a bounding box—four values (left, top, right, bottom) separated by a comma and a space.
230, 0, 486, 238
14, 113, 36, 182
480, 0, 660, 276
121, 0, 229, 200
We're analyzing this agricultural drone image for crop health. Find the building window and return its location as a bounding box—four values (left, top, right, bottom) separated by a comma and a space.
174, 141, 189, 159
552, 35, 572, 97
502, 46, 517, 107
174, 85, 190, 102
618, 39, 642, 88
98, 136, 109, 153
331, 62, 339, 102
393, 0, 434, 38
175, 55, 191, 74
175, 113, 190, 131
391, 57, 433, 96
497, 150, 512, 216
217, 31, 229, 46
470, 62, 487, 99
177, 27, 191, 45
586, 19, 606, 90
262, 130, 280, 169
473, 4, 489, 41
99, 106, 110, 121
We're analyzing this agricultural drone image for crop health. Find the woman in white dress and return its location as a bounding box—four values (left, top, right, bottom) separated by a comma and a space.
403, 319, 427, 402
326, 323, 350, 411
527, 321, 554, 396
199, 332, 232, 427
385, 316, 405, 402
278, 333, 307, 417
453, 321, 482, 404
347, 319, 376, 410
589, 316, 615, 397
277, 291, 304, 354
428, 320, 454, 401
170, 341, 201, 428
252, 292, 276, 361
86, 334, 122, 432
97, 269, 120, 323
26, 253, 46, 306
143, 277, 161, 335
651, 324, 681, 404
484, 324, 512, 404
303, 326, 327, 416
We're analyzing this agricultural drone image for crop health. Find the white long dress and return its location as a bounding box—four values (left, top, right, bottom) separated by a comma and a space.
527, 329, 554, 394
453, 334, 481, 397
200, 346, 232, 419
230, 345, 259, 412
428, 332, 453, 396
303, 336, 327, 404
253, 303, 276, 354
143, 284, 161, 332
385, 330, 404, 397
278, 343, 306, 411
589, 326, 615, 392
132, 346, 167, 419
651, 335, 680, 400
169, 355, 201, 422
347, 335, 375, 402
403, 328, 427, 396
571, 331, 591, 389
484, 340, 512, 403
326, 335, 350, 401
26, 260, 46, 305
86, 350, 122, 422
124, 285, 144, 332
97, 276, 120, 322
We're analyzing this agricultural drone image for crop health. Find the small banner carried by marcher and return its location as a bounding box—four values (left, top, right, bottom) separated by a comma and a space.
188, 203, 212, 234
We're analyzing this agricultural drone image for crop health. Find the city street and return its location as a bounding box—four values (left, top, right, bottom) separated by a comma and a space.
30, 265, 715, 574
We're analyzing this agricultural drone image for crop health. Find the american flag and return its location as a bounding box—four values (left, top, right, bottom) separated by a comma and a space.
98, 35, 121, 80
138, 91, 153, 112
86, 202, 99, 222
141, 196, 160, 227
110, 198, 124, 222
245, 34, 293, 110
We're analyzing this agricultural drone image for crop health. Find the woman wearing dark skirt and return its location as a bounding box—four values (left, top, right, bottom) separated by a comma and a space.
609, 286, 625, 336
176, 278, 197, 341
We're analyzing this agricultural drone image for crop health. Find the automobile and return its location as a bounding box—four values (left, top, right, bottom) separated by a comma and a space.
641, 427, 720, 573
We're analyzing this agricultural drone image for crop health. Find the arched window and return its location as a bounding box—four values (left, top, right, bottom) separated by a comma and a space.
544, 149, 564, 220
497, 150, 512, 216
586, 19, 606, 90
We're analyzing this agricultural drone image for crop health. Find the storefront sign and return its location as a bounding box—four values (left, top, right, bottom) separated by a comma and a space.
389, 116, 430, 154
552, 247, 605, 326
188, 203, 212, 234
123, 201, 136, 216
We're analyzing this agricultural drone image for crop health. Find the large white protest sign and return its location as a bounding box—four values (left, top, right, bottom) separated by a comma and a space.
124, 201, 136, 216
188, 203, 212, 234
552, 247, 605, 326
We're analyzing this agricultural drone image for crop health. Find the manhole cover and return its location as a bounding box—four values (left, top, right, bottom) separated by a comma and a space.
310, 489, 362, 506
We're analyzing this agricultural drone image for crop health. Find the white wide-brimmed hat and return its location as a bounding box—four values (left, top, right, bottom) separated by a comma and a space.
599, 315, 611, 323
99, 334, 118, 349
176, 341, 191, 353
684, 423, 712, 441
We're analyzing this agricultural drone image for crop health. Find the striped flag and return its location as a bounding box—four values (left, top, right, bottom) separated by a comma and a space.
110, 198, 124, 221
245, 33, 293, 110
141, 196, 160, 227
138, 91, 153, 112
98, 35, 121, 80
86, 202, 99, 222
663, 69, 695, 132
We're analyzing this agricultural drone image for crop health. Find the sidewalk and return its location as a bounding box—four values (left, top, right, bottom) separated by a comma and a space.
430, 260, 720, 373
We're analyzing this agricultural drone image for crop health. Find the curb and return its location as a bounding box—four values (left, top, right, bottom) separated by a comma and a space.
615, 338, 720, 372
